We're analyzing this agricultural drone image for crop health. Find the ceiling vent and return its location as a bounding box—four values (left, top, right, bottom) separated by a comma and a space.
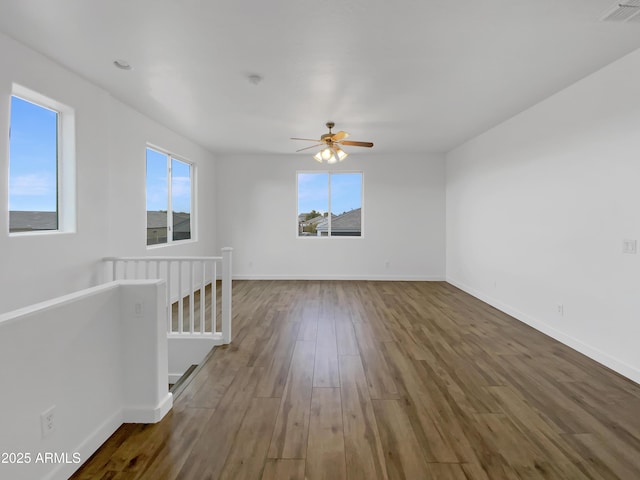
601, 1, 640, 22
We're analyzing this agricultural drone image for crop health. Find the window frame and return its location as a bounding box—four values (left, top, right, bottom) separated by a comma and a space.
145, 145, 196, 248
296, 170, 364, 239
8, 84, 76, 236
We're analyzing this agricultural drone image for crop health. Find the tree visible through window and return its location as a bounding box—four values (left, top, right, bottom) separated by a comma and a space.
9, 95, 59, 233
297, 172, 362, 237
146, 147, 193, 246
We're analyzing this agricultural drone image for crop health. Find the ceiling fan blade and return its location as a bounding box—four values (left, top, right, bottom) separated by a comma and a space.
291, 137, 322, 142
331, 130, 349, 141
339, 140, 374, 148
296, 143, 324, 152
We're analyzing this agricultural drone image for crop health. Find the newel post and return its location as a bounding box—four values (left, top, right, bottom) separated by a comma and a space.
221, 247, 233, 343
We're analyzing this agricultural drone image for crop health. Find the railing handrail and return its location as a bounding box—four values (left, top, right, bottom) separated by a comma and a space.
103, 256, 222, 262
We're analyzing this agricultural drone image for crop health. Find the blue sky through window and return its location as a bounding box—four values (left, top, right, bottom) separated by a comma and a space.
298, 173, 328, 215
146, 149, 191, 213
298, 172, 362, 215
9, 96, 58, 212
331, 173, 362, 215
171, 158, 191, 213
146, 148, 168, 212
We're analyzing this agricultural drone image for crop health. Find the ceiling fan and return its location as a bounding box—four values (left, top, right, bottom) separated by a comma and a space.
291, 121, 374, 163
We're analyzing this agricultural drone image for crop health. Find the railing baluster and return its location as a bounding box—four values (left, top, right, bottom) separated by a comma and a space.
102, 253, 231, 343
189, 261, 195, 334
212, 261, 217, 334
178, 261, 183, 334
166, 261, 172, 333
200, 261, 206, 334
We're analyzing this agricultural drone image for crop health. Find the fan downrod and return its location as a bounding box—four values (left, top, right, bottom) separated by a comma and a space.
321, 121, 336, 143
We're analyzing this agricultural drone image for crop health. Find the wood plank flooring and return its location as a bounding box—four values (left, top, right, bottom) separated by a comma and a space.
71, 281, 640, 479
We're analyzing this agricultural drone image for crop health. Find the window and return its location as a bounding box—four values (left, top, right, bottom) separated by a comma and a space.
297, 172, 362, 237
146, 146, 193, 246
8, 86, 75, 234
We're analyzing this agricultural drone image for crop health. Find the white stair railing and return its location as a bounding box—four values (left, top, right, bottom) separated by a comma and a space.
103, 248, 233, 343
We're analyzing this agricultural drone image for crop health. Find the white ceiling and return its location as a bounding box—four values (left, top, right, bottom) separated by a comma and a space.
1, 0, 639, 155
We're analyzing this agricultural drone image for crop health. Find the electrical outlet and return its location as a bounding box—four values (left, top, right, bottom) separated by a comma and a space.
623, 239, 637, 254
41, 406, 56, 437
557, 304, 564, 316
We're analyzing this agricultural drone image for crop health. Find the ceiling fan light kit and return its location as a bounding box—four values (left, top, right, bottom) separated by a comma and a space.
292, 121, 373, 163
314, 145, 348, 164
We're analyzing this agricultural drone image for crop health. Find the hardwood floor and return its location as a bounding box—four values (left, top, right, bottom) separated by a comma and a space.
71, 281, 640, 479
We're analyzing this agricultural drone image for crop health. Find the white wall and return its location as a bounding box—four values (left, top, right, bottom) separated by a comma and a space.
216, 153, 445, 280
0, 32, 218, 315
0, 32, 110, 313
446, 48, 640, 383
0, 280, 171, 480
106, 97, 217, 259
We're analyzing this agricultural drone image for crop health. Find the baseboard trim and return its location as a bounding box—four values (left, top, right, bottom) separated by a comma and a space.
123, 392, 173, 424
446, 277, 640, 385
47, 392, 174, 480
47, 409, 123, 480
232, 274, 446, 281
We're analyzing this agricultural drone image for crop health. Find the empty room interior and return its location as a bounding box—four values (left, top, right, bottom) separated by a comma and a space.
1, 1, 640, 479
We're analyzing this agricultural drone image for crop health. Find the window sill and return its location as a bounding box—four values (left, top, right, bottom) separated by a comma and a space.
146, 238, 197, 250
8, 230, 75, 238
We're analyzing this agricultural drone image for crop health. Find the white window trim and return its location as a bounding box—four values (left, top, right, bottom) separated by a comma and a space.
9, 84, 76, 236
146, 144, 196, 248
296, 170, 364, 239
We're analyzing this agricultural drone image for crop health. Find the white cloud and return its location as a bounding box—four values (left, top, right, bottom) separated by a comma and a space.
9, 173, 55, 196
171, 176, 191, 197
